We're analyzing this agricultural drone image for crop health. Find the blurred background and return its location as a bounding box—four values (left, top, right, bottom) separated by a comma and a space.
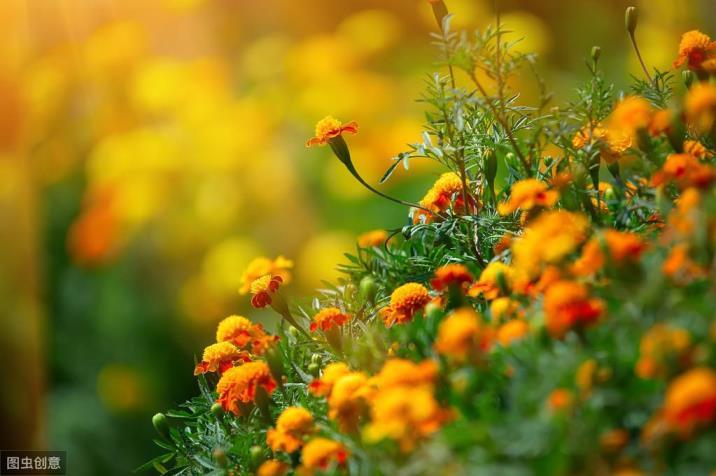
0, 0, 714, 474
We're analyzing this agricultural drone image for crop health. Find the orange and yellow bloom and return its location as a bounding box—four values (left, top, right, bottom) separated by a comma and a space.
306, 116, 359, 147
310, 307, 351, 332
216, 361, 277, 415
379, 282, 431, 326
498, 179, 559, 215
544, 281, 604, 338
300, 438, 349, 472
266, 406, 314, 453
674, 30, 716, 72
193, 342, 250, 375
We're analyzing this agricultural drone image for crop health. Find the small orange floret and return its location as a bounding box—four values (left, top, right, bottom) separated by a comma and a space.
379, 282, 431, 326
300, 438, 349, 471
250, 274, 283, 309
266, 406, 314, 453
310, 307, 351, 332
216, 361, 277, 415
663, 368, 716, 436
434, 307, 488, 361
674, 30, 716, 71
652, 153, 716, 190
306, 116, 359, 147
431, 263, 474, 291
239, 256, 293, 295
547, 388, 574, 413
309, 362, 351, 397
544, 280, 604, 338
357, 229, 389, 248
193, 342, 250, 375
468, 261, 514, 300
498, 179, 559, 215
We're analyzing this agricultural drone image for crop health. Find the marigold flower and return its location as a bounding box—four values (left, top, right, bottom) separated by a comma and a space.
257, 460, 288, 476
266, 406, 314, 453
498, 179, 559, 215
490, 297, 522, 323
685, 82, 716, 133
215, 315, 278, 355
414, 172, 465, 223
379, 282, 431, 326
309, 362, 351, 396
430, 263, 474, 291
600, 429, 629, 453
497, 319, 529, 346
357, 229, 388, 248
674, 30, 716, 71
434, 308, 490, 361
328, 372, 371, 431
193, 342, 250, 375
651, 153, 716, 190
571, 239, 605, 276
239, 256, 293, 295
608, 96, 654, 134
310, 307, 351, 332
547, 388, 574, 413
604, 229, 648, 262
300, 438, 349, 471
216, 361, 277, 415
371, 358, 437, 390
306, 116, 359, 147
662, 368, 716, 436
544, 280, 604, 338
662, 243, 707, 284
250, 274, 283, 309
684, 139, 713, 160
512, 211, 590, 278
363, 385, 448, 452
636, 324, 691, 379
572, 125, 632, 162
647, 109, 672, 137
575, 359, 598, 397
468, 261, 514, 300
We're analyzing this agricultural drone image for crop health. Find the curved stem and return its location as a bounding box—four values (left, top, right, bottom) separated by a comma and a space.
629, 32, 653, 84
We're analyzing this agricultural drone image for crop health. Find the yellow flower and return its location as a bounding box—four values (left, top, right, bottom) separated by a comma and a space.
257, 460, 288, 476
370, 358, 437, 390
662, 243, 707, 284
544, 280, 604, 339
663, 368, 716, 435
193, 342, 249, 375
266, 406, 314, 453
685, 82, 716, 133
328, 372, 371, 432
363, 385, 448, 452
379, 282, 431, 326
306, 116, 359, 147
300, 438, 349, 471
468, 261, 514, 299
572, 124, 632, 162
357, 229, 389, 248
489, 297, 522, 323
498, 179, 558, 215
511, 211, 589, 278
310, 307, 351, 332
674, 30, 716, 71
608, 96, 654, 135
575, 359, 598, 397
414, 172, 465, 223
216, 361, 276, 415
434, 307, 491, 361
684, 140, 713, 160
496, 319, 529, 346
249, 274, 284, 309
636, 324, 691, 379
309, 362, 351, 397
215, 314, 278, 355
238, 256, 293, 295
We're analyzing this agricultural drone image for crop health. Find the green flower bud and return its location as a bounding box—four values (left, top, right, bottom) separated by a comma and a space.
307, 362, 320, 377
425, 301, 442, 321
151, 413, 170, 440
212, 448, 227, 468
310, 353, 322, 365
288, 326, 300, 338
591, 46, 601, 63
359, 275, 378, 303
683, 70, 695, 88
249, 445, 265, 471
210, 403, 224, 419
625, 7, 638, 35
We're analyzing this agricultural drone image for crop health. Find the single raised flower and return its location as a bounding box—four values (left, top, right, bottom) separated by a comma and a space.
310, 307, 351, 332
306, 116, 359, 147
216, 361, 277, 415
674, 30, 716, 71
357, 229, 389, 248
379, 282, 431, 326
498, 179, 559, 215
239, 256, 293, 295
430, 263, 474, 292
193, 342, 250, 375
250, 274, 283, 309
300, 438, 349, 472
434, 307, 491, 361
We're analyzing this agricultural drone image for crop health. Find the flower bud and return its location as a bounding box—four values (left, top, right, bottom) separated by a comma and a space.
211, 402, 224, 418
625, 7, 637, 35
152, 413, 170, 440
288, 326, 300, 338
359, 275, 378, 303
265, 345, 285, 385
307, 362, 320, 376
425, 301, 442, 321
212, 448, 227, 468
591, 46, 601, 63
682, 70, 695, 88
310, 353, 322, 365
249, 445, 265, 471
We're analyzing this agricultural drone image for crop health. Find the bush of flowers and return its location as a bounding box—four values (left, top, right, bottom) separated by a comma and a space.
147, 4, 716, 475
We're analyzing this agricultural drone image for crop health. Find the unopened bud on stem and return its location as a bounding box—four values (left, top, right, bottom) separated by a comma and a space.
625, 7, 638, 35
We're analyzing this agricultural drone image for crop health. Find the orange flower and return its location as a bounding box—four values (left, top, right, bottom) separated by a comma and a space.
414, 172, 465, 223
684, 140, 713, 160
363, 385, 448, 452
663, 368, 716, 435
468, 261, 514, 300
239, 256, 293, 295
636, 324, 691, 379
250, 274, 283, 309
309, 362, 351, 397
652, 153, 716, 190
257, 460, 288, 476
662, 243, 707, 284
547, 388, 574, 413
572, 125, 632, 162
216, 361, 277, 415
498, 179, 559, 215
489, 297, 523, 323
306, 116, 359, 147
434, 308, 491, 361
193, 342, 250, 375
310, 307, 351, 332
571, 239, 605, 276
600, 429, 629, 453
604, 229, 648, 262
328, 372, 371, 431
266, 406, 314, 453
216, 315, 278, 355
674, 30, 716, 71
357, 229, 388, 248
370, 358, 438, 390
544, 281, 604, 338
379, 282, 431, 326
431, 263, 474, 291
685, 82, 716, 133
497, 319, 529, 346
300, 438, 349, 471
608, 96, 654, 135
647, 109, 673, 137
